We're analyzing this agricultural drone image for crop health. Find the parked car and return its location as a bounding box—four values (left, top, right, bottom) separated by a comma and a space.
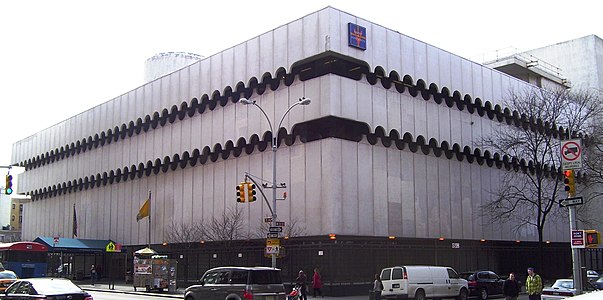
593, 277, 603, 290
542, 279, 597, 300
0, 271, 17, 292
587, 270, 600, 282
459, 270, 504, 300
0, 277, 92, 300
380, 265, 468, 300
184, 266, 287, 300
566, 290, 603, 299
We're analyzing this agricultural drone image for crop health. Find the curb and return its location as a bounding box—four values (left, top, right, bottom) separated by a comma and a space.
82, 285, 184, 298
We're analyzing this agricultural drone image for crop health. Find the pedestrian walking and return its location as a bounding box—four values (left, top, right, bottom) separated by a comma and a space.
373, 273, 383, 300
312, 268, 323, 297
296, 270, 308, 300
503, 272, 520, 300
90, 264, 97, 286
526, 267, 542, 300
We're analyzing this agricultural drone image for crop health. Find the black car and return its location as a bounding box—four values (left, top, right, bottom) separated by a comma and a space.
460, 270, 504, 300
1, 277, 93, 300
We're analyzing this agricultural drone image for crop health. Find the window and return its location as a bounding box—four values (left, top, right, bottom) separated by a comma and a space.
392, 268, 404, 280
447, 268, 460, 279
230, 270, 248, 284
202, 271, 218, 284
19, 204, 23, 212
251, 270, 283, 284
215, 271, 230, 284
380, 268, 391, 280
11, 204, 15, 210
11, 215, 15, 221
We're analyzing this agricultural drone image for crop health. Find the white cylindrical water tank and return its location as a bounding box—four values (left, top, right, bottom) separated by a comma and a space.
144, 52, 203, 82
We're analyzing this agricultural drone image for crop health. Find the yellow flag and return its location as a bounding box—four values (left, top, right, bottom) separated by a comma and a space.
137, 198, 150, 221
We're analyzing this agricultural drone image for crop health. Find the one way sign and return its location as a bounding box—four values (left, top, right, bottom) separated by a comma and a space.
559, 197, 583, 208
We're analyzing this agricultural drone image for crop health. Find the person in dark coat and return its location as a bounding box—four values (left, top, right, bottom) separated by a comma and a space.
503, 272, 520, 300
296, 270, 308, 300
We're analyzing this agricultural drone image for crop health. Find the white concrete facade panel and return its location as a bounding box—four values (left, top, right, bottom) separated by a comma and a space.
15, 7, 573, 247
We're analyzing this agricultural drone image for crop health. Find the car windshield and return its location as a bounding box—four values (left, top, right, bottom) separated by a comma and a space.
459, 273, 474, 280
31, 279, 83, 294
0, 272, 17, 279
552, 280, 574, 289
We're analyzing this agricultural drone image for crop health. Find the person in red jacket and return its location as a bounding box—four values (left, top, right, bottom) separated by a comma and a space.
312, 268, 323, 297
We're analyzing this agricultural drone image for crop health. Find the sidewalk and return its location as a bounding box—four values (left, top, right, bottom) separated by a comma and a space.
80, 281, 368, 300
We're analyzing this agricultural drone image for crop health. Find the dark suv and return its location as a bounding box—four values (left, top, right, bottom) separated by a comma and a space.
184, 266, 287, 300
459, 270, 504, 300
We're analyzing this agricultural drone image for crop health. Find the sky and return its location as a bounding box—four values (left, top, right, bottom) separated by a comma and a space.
0, 0, 601, 167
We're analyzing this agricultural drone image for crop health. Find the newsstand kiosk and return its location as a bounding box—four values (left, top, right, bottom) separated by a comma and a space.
132, 247, 177, 292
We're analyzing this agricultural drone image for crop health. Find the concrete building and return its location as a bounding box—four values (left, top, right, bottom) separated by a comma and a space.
483, 35, 603, 92
11, 7, 589, 286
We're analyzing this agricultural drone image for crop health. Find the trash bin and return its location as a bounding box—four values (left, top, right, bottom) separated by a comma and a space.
368, 289, 375, 300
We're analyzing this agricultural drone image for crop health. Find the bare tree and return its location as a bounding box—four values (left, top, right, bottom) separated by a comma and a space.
481, 87, 603, 268
164, 220, 205, 246
204, 205, 246, 242
582, 107, 603, 188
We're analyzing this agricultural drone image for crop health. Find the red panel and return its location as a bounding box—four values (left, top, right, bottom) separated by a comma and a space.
0, 242, 48, 252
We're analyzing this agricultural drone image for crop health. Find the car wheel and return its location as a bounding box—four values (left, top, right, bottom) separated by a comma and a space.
479, 288, 488, 300
456, 288, 468, 300
415, 289, 426, 300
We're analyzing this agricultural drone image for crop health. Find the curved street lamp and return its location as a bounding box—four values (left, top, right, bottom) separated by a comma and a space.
240, 97, 311, 268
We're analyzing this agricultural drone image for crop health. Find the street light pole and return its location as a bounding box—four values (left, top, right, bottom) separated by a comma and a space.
240, 97, 311, 268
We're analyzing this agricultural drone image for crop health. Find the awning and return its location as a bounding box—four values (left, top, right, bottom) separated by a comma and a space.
34, 237, 117, 253
134, 247, 157, 256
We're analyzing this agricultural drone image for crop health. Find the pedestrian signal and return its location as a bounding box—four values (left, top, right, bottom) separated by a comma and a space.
4, 175, 12, 195
585, 230, 600, 248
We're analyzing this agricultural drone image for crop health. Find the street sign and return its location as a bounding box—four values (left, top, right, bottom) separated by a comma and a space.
265, 245, 280, 254
265, 238, 280, 255
275, 221, 285, 227
266, 238, 280, 246
267, 233, 279, 238
572, 230, 585, 248
264, 217, 272, 223
561, 139, 583, 170
269, 226, 283, 233
560, 197, 583, 208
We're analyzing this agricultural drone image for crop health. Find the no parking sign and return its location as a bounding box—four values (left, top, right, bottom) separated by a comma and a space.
561, 139, 582, 170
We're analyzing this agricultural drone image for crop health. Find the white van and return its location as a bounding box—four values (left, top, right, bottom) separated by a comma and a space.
380, 266, 468, 300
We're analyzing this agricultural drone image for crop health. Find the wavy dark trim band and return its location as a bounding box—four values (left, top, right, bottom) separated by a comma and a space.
28, 116, 573, 201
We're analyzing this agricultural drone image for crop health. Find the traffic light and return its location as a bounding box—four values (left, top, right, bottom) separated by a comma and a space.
4, 175, 12, 195
247, 183, 257, 202
236, 182, 246, 203
564, 170, 575, 196
585, 230, 600, 248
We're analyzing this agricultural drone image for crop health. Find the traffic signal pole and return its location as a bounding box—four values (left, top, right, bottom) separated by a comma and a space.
240, 97, 311, 268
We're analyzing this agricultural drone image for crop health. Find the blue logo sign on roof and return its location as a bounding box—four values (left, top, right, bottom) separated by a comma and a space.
348, 23, 367, 50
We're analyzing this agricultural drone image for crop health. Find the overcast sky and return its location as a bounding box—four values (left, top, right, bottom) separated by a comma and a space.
1, 0, 601, 166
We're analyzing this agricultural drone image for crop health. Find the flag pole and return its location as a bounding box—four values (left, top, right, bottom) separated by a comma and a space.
147, 190, 151, 249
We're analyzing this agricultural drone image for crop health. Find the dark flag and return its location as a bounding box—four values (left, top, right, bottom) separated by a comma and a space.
72, 204, 78, 238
